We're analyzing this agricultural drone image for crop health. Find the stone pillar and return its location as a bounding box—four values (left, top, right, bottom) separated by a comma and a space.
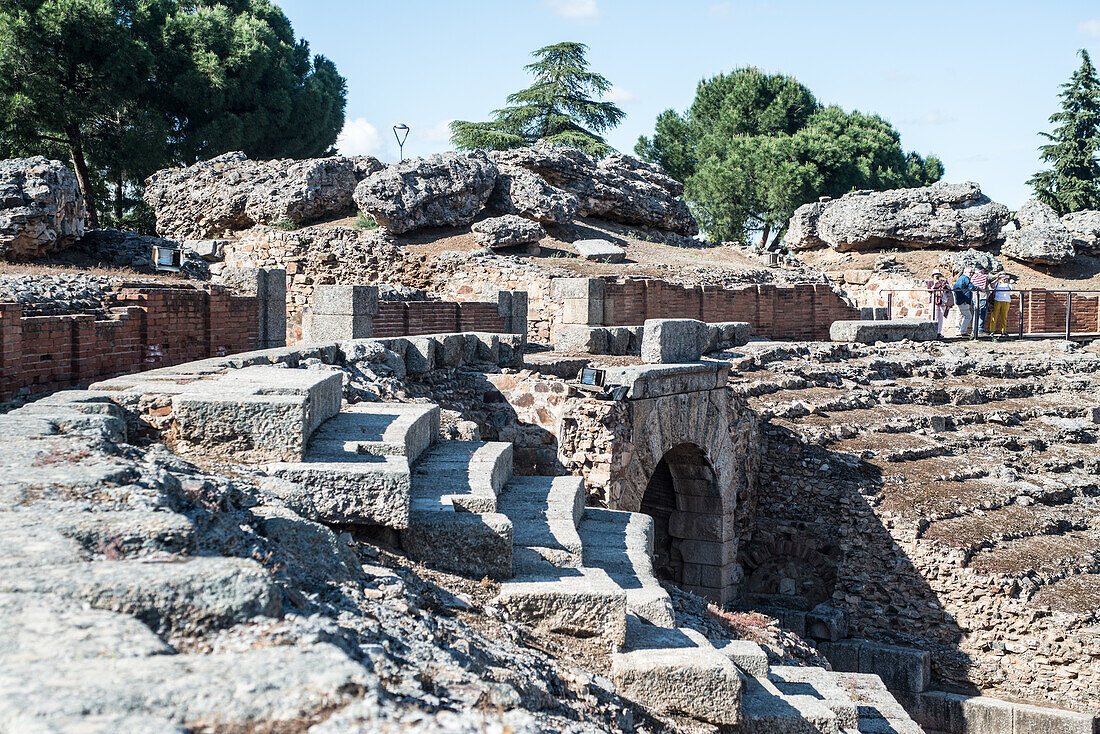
497, 290, 528, 344
217, 266, 287, 349
551, 277, 605, 338
303, 284, 378, 342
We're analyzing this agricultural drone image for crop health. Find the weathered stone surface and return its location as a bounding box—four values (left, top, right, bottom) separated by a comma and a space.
489, 143, 698, 235
641, 318, 707, 363
353, 151, 497, 234
938, 248, 1004, 275
573, 238, 625, 263
829, 318, 939, 344
471, 214, 544, 248
1002, 199, 1075, 265
786, 181, 1010, 251
487, 165, 580, 224
0, 157, 86, 260
144, 152, 373, 239
1061, 209, 1100, 253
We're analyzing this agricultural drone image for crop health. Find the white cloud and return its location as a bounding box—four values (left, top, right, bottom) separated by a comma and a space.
336, 118, 388, 158
420, 119, 456, 145
546, 0, 600, 21
606, 86, 638, 104
708, 2, 733, 17
904, 111, 958, 126
1078, 19, 1100, 38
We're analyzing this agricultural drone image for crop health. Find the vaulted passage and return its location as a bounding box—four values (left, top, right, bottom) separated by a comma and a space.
640, 443, 728, 597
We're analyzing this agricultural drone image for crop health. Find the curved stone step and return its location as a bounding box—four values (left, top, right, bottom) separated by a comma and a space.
308, 402, 439, 462
496, 566, 626, 645
497, 476, 585, 566
610, 616, 742, 726
579, 508, 675, 628
410, 441, 513, 513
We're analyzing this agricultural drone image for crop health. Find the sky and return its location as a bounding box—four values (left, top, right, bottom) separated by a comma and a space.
276, 0, 1100, 209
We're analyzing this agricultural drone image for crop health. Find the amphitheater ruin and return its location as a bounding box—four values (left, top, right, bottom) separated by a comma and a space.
0, 147, 1098, 733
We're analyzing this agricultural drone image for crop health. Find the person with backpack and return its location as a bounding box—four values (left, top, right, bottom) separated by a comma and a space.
953, 267, 978, 337
927, 269, 953, 337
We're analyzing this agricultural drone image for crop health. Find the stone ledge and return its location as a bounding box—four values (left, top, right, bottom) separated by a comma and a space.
601, 362, 729, 399
829, 318, 939, 344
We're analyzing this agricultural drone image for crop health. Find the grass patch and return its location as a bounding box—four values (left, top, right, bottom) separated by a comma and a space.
271, 218, 298, 231
353, 212, 379, 231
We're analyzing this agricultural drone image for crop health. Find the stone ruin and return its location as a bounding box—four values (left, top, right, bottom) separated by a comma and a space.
2, 148, 1100, 734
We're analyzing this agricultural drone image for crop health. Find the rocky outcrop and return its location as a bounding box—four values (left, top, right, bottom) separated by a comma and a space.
785, 181, 1010, 252
1060, 209, 1100, 254
487, 165, 579, 224
144, 152, 379, 240
0, 157, 86, 260
938, 248, 1004, 276
471, 214, 544, 248
353, 151, 498, 234
489, 143, 698, 236
1001, 199, 1075, 265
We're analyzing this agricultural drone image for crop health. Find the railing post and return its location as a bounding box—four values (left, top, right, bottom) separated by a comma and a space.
1018, 291, 1024, 338
1066, 292, 1072, 341
887, 292, 893, 319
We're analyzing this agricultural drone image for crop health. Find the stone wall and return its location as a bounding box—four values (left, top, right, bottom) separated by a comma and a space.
553, 277, 860, 341
0, 281, 274, 401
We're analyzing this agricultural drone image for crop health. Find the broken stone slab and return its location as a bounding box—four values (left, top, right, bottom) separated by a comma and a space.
573, 238, 625, 263
806, 602, 848, 642
610, 619, 742, 725
265, 454, 411, 529
829, 318, 939, 344
0, 557, 279, 636
641, 318, 708, 363
601, 362, 729, 399
0, 642, 377, 730
706, 321, 752, 352
556, 326, 609, 354
251, 505, 360, 587
471, 214, 544, 247
819, 638, 930, 693
181, 238, 227, 262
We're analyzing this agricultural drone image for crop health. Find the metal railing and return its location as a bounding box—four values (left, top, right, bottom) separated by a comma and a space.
875, 288, 1100, 341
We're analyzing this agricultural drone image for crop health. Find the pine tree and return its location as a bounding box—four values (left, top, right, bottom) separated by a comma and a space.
1029, 49, 1100, 214
450, 42, 624, 157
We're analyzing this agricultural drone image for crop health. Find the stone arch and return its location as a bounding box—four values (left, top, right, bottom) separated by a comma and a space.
740, 534, 839, 611
612, 389, 742, 603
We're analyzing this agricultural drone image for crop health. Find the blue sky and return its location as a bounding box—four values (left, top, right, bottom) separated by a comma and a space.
277, 0, 1100, 208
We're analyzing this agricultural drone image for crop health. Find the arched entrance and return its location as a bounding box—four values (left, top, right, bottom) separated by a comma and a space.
639, 442, 728, 597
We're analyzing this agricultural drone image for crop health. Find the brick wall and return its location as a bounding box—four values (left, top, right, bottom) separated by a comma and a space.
600, 280, 859, 340
1, 285, 260, 402
373, 300, 508, 338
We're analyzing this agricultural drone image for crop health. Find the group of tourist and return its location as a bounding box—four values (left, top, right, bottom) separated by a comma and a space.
927, 266, 1016, 339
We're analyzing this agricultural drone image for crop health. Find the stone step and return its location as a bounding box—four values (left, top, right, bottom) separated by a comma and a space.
410, 441, 513, 513
610, 616, 743, 726
266, 454, 412, 529
579, 508, 675, 628
496, 566, 626, 645
769, 666, 860, 730
497, 476, 585, 560
740, 675, 839, 734
308, 401, 439, 462
712, 638, 770, 677
402, 510, 513, 579
832, 673, 924, 734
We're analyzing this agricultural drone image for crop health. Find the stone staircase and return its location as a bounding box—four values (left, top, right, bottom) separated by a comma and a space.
287, 396, 925, 732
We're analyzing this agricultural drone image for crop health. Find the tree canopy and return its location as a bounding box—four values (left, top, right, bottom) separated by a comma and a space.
0, 0, 346, 228
450, 41, 624, 157
636, 67, 943, 245
1029, 49, 1100, 215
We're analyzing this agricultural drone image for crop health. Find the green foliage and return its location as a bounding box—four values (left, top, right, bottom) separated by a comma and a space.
271, 217, 297, 231
451, 41, 624, 157
0, 0, 346, 227
636, 67, 943, 245
353, 212, 378, 231
1029, 49, 1100, 214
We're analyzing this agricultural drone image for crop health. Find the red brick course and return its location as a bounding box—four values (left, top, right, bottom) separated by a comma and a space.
373, 300, 507, 338
1, 285, 259, 401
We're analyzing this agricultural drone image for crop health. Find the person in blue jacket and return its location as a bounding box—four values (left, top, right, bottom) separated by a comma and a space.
952, 267, 977, 337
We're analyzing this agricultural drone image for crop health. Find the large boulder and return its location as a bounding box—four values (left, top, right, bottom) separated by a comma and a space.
487, 166, 579, 224
1001, 199, 1075, 265
938, 248, 1004, 276
353, 151, 498, 234
489, 143, 698, 236
471, 215, 544, 247
785, 181, 1010, 251
144, 152, 377, 240
0, 157, 86, 261
1060, 209, 1100, 254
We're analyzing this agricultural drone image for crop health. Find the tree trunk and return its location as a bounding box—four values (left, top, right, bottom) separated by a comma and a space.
66, 125, 98, 229
760, 223, 771, 249
114, 172, 124, 221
